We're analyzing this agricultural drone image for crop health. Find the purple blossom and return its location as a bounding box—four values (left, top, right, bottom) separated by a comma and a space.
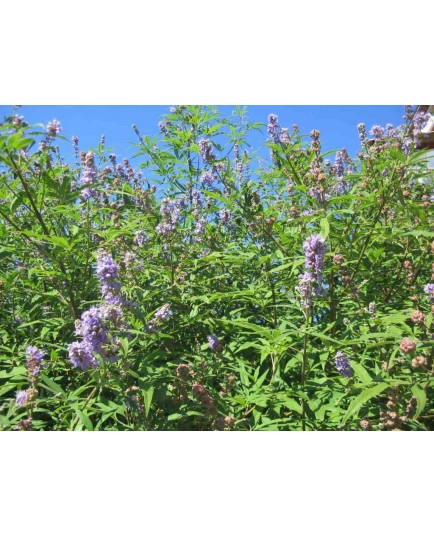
207, 334, 222, 352
424, 283, 434, 301
156, 222, 176, 235
297, 234, 326, 305
75, 307, 109, 353
68, 341, 98, 371
300, 209, 314, 217
280, 128, 290, 144
413, 111, 431, 133
192, 190, 202, 208
46, 119, 61, 137
96, 250, 123, 305
160, 198, 171, 216
198, 138, 214, 163
12, 115, 24, 127
158, 121, 172, 134
99, 304, 125, 329
403, 105, 414, 122
385, 123, 395, 136
25, 346, 46, 376
213, 161, 225, 174
403, 138, 413, 155
156, 198, 180, 235
413, 111, 432, 146
334, 180, 351, 195
134, 230, 148, 245
369, 125, 384, 139
335, 351, 353, 377
334, 151, 345, 179
267, 113, 279, 142
16, 390, 30, 407
123, 251, 138, 269
81, 188, 96, 200
308, 186, 323, 202
219, 209, 231, 224
193, 218, 206, 242
303, 234, 326, 278
296, 272, 315, 308
154, 303, 172, 321
201, 170, 215, 188
80, 152, 97, 186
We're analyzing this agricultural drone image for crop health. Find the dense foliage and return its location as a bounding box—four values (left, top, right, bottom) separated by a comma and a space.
1, 105, 433, 430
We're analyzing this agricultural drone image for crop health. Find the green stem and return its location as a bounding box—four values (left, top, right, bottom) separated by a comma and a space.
301, 308, 310, 431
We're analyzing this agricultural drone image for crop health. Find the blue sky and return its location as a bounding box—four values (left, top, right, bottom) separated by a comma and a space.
0, 105, 405, 166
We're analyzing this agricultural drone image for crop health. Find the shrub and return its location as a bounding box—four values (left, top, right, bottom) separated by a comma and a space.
0, 105, 433, 430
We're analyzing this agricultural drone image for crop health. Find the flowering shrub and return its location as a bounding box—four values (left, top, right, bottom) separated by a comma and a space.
0, 105, 433, 430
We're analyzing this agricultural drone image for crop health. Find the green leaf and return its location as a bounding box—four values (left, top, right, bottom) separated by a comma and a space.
7, 133, 33, 150
341, 383, 389, 425
238, 362, 250, 387
119, 337, 129, 358
73, 407, 93, 430
351, 362, 373, 384
283, 398, 302, 414
43, 236, 71, 249
143, 387, 154, 418
320, 217, 330, 239
411, 385, 426, 419
40, 374, 66, 395
268, 262, 293, 274
167, 413, 183, 421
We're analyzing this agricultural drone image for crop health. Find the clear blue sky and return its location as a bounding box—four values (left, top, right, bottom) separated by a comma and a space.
0, 105, 405, 165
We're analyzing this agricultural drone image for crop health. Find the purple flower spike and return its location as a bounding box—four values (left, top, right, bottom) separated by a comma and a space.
335, 351, 353, 377
96, 250, 124, 305
68, 341, 98, 371
154, 303, 172, 321
46, 119, 61, 137
25, 346, 46, 376
198, 138, 214, 163
16, 390, 30, 407
424, 283, 434, 301
297, 234, 327, 306
207, 334, 222, 352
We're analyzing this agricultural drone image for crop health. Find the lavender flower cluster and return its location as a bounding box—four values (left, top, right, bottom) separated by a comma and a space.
267, 114, 280, 143
46, 119, 62, 137
96, 249, 124, 306
219, 209, 231, 224
412, 111, 431, 146
146, 303, 173, 332
80, 151, 97, 200
193, 218, 206, 243
68, 251, 127, 371
200, 170, 215, 188
134, 230, 148, 245
81, 152, 97, 186
334, 351, 353, 377
154, 303, 173, 321
198, 138, 214, 163
207, 334, 222, 352
15, 345, 46, 407
297, 234, 326, 308
25, 346, 46, 376
303, 234, 326, 286
424, 283, 434, 301
156, 198, 184, 236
